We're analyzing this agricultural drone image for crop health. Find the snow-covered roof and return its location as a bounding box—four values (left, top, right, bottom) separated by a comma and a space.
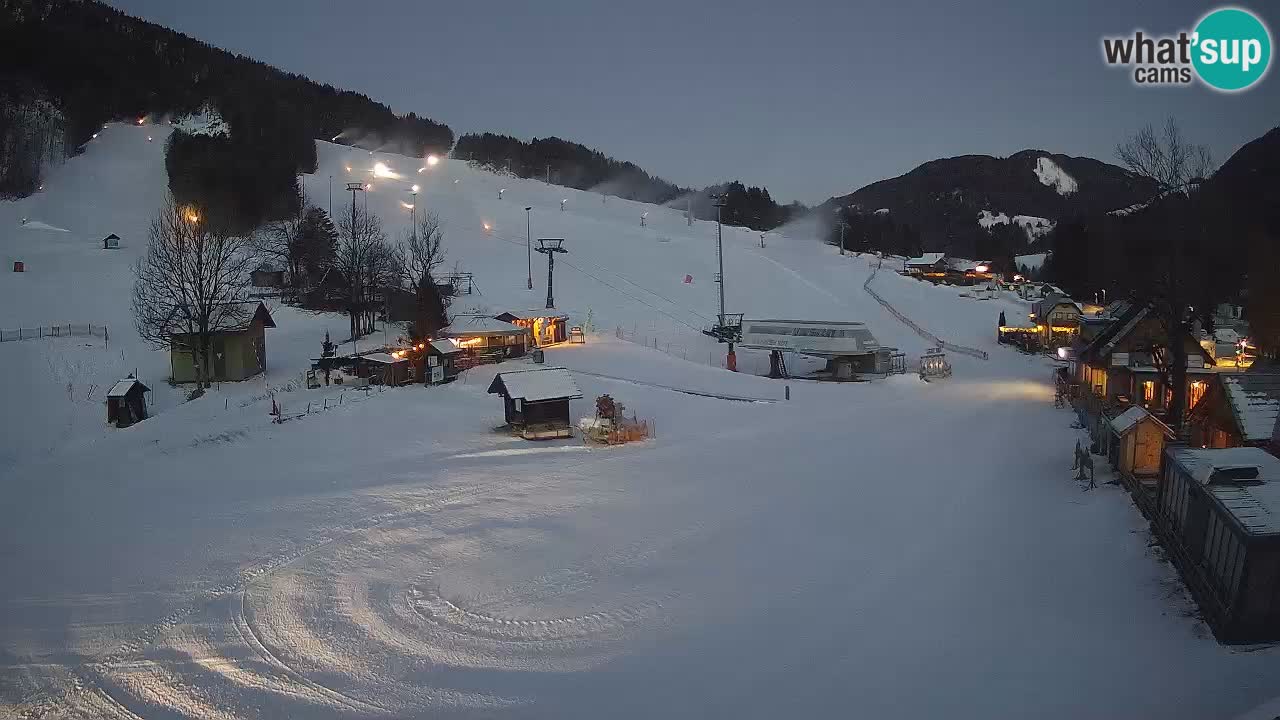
361, 352, 402, 364
1168, 447, 1280, 536
488, 367, 582, 402
106, 378, 149, 397
1222, 373, 1280, 442
430, 338, 463, 354
905, 252, 945, 266
441, 315, 529, 337
1108, 406, 1150, 435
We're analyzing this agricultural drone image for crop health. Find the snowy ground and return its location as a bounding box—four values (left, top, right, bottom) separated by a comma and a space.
2, 125, 1279, 719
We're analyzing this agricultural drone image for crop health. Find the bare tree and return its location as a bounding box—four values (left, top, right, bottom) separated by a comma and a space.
1115, 118, 1220, 431
333, 205, 397, 340
402, 211, 446, 289
132, 197, 255, 388
1117, 117, 1215, 196
400, 211, 450, 340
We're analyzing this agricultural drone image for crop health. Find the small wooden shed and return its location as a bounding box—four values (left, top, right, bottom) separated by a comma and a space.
103, 233, 120, 249
487, 367, 583, 439
358, 352, 411, 386
1107, 406, 1174, 477
106, 377, 149, 427
426, 338, 464, 384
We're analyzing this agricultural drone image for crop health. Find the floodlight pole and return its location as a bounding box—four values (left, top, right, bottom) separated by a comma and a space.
525, 206, 533, 290
345, 182, 366, 353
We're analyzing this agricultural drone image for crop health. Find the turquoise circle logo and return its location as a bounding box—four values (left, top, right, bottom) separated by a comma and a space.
1192, 7, 1272, 91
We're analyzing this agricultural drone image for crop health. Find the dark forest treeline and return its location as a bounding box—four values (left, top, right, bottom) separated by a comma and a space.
0, 0, 452, 229
455, 132, 803, 231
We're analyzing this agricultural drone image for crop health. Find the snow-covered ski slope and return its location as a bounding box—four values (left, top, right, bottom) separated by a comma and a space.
2, 124, 1279, 719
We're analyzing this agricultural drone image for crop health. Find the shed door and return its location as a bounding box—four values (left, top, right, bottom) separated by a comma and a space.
213, 338, 227, 379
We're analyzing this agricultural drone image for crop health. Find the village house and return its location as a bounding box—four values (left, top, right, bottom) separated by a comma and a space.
170, 302, 275, 383
487, 367, 583, 439
1068, 302, 1214, 439
441, 315, 531, 361
1030, 292, 1082, 349
102, 233, 120, 249
903, 252, 946, 277
1187, 368, 1280, 450
1155, 446, 1280, 642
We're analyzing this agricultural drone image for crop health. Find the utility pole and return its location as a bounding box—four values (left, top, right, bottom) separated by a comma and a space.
328, 175, 333, 219
535, 239, 567, 309
687, 197, 692, 226
525, 207, 533, 290
546, 164, 551, 184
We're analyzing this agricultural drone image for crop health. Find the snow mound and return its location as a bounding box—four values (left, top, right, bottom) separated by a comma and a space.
172, 105, 230, 138
1033, 156, 1078, 195
20, 220, 70, 232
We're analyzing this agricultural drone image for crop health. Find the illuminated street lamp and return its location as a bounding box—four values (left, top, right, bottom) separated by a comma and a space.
498, 188, 506, 200
561, 198, 567, 211
525, 206, 533, 289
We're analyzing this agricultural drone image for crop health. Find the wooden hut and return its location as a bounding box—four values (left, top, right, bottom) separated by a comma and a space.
487, 367, 583, 439
105, 378, 149, 427
1107, 406, 1174, 478
357, 352, 411, 386
1155, 446, 1280, 642
102, 233, 120, 249
426, 339, 464, 384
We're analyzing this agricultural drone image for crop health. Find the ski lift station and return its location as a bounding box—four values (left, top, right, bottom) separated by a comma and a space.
738, 319, 902, 379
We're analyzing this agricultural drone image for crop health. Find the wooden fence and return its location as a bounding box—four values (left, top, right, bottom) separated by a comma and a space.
0, 323, 108, 343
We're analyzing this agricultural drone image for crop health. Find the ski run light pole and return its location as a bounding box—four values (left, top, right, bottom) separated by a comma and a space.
525, 206, 533, 290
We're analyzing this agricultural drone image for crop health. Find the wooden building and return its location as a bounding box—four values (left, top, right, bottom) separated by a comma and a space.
170, 302, 276, 383
102, 233, 120, 249
1070, 302, 1213, 438
357, 352, 411, 386
1155, 446, 1280, 642
441, 315, 531, 360
903, 252, 946, 277
250, 264, 285, 288
1107, 406, 1174, 479
487, 367, 583, 439
426, 339, 464, 384
495, 311, 569, 347
1030, 293, 1082, 348
105, 377, 149, 427
1188, 370, 1280, 449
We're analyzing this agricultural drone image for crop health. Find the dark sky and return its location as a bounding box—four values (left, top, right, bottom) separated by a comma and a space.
106, 0, 1277, 203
